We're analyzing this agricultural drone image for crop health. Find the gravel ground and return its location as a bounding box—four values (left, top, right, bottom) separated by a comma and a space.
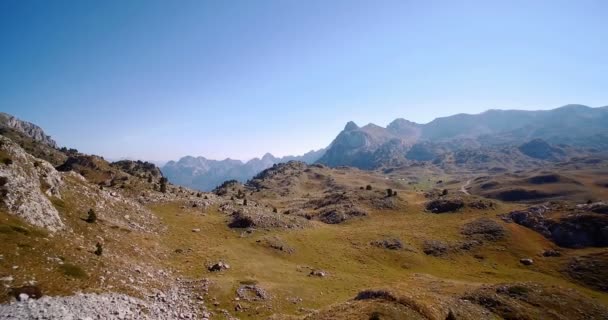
0, 281, 212, 320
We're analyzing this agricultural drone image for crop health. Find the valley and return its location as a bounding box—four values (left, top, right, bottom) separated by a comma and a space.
0, 108, 608, 319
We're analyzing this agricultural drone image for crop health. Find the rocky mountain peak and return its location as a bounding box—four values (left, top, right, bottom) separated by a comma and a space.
0, 113, 57, 148
344, 121, 359, 131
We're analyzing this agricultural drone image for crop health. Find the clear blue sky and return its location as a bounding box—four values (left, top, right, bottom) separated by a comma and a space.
1, 0, 606, 162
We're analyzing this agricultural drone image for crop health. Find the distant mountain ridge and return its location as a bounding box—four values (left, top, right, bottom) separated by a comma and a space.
162, 149, 325, 191
318, 104, 608, 169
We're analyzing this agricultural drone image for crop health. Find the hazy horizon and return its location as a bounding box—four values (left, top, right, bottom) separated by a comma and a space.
1, 0, 607, 161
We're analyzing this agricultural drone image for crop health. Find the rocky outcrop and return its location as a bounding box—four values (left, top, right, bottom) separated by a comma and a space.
425, 198, 464, 213
111, 160, 163, 179
504, 205, 608, 248
0, 136, 64, 232
461, 218, 506, 241
0, 113, 57, 148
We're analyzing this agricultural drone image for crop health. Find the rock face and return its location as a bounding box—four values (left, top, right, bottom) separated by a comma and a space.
0, 113, 57, 148
0, 136, 64, 232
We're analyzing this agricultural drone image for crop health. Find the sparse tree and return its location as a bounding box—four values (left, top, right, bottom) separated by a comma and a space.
386, 188, 393, 197
273, 207, 278, 213
85, 208, 97, 223
147, 175, 153, 183
442, 189, 448, 196
366, 185, 372, 190
94, 242, 103, 256
243, 198, 248, 206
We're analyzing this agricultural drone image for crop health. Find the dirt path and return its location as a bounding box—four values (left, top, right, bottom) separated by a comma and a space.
460, 179, 472, 195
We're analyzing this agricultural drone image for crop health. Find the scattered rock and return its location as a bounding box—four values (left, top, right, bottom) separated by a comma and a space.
520, 258, 534, 266
208, 261, 230, 272
422, 240, 449, 256
318, 207, 367, 224
542, 249, 561, 257
236, 284, 269, 301
309, 270, 327, 277
370, 238, 403, 250
191, 228, 201, 233
9, 285, 43, 301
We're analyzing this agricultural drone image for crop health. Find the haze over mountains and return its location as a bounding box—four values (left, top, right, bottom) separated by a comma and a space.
163, 104, 608, 191
162, 149, 325, 191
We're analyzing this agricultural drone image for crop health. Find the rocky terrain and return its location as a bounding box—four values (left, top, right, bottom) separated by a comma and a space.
0, 112, 607, 319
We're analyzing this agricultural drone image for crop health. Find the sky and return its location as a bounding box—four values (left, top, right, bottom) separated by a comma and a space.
1, 0, 607, 162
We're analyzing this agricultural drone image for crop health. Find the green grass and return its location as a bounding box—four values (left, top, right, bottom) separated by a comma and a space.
150, 199, 608, 319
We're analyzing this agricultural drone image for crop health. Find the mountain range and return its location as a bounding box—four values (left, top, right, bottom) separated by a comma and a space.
318, 104, 608, 169
163, 104, 608, 190
162, 149, 325, 191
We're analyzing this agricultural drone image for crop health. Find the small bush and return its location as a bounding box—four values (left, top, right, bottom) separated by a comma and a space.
94, 242, 103, 256
85, 208, 97, 223
442, 189, 448, 196
386, 188, 393, 197
2, 157, 13, 165
159, 177, 168, 193
366, 185, 372, 190
59, 263, 87, 279
243, 198, 248, 206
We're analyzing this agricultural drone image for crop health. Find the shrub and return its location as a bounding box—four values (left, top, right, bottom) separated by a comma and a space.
442, 189, 448, 196
2, 158, 12, 165
366, 185, 372, 190
386, 188, 393, 197
59, 263, 87, 279
243, 198, 248, 206
159, 177, 168, 193
85, 208, 97, 223
273, 207, 278, 213
94, 242, 103, 256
